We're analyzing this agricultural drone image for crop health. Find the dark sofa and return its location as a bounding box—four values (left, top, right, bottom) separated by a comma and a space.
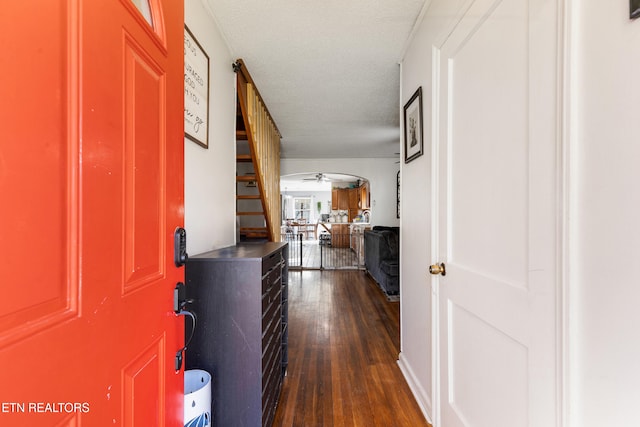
364, 226, 399, 296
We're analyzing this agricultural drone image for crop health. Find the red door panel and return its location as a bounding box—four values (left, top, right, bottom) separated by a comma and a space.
0, 0, 184, 425
0, 0, 79, 349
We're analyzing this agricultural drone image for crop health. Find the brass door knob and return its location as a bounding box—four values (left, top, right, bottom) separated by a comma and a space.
429, 263, 446, 276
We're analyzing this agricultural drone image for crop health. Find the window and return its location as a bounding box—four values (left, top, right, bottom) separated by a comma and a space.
294, 197, 311, 221
131, 0, 153, 25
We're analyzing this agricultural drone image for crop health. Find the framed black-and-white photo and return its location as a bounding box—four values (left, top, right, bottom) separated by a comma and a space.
403, 87, 423, 163
632, 0, 640, 19
396, 171, 400, 219
184, 26, 210, 148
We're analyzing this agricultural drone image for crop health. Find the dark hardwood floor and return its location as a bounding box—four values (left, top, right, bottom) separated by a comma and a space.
273, 270, 430, 427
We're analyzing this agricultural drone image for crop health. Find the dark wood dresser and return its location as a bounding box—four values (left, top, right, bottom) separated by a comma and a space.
185, 242, 288, 427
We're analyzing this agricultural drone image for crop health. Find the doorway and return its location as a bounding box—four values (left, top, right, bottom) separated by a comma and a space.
281, 172, 370, 270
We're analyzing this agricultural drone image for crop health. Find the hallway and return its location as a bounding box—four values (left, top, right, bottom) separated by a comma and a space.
273, 270, 429, 426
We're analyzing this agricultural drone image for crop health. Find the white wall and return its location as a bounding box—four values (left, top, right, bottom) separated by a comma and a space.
398, 20, 433, 425
398, 1, 469, 421
569, 2, 640, 426
281, 158, 399, 227
184, 0, 237, 255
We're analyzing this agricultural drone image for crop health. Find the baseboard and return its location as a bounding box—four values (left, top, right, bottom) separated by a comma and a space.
398, 352, 433, 425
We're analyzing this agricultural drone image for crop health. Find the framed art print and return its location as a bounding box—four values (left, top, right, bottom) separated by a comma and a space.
632, 0, 640, 19
184, 25, 210, 148
404, 87, 423, 163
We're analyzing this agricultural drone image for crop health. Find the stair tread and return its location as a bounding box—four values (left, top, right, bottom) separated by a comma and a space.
237, 211, 264, 215
236, 175, 257, 182
239, 231, 269, 236
236, 154, 253, 162
237, 194, 261, 199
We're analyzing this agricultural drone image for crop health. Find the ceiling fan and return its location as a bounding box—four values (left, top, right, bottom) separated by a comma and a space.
303, 173, 331, 183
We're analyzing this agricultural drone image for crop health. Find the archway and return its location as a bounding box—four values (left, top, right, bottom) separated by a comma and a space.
280, 172, 371, 270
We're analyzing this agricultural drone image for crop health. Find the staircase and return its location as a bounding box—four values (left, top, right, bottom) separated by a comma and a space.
234, 59, 281, 242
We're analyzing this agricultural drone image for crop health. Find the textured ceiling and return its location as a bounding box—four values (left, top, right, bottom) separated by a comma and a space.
206, 0, 426, 159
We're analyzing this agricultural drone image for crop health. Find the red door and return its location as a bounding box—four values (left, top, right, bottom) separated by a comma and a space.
0, 0, 185, 425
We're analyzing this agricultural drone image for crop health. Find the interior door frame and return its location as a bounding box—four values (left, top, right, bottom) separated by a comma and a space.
559, 1, 577, 425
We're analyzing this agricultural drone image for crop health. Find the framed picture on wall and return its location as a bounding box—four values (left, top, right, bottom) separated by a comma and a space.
403, 87, 423, 163
396, 171, 400, 219
632, 0, 640, 19
184, 26, 210, 148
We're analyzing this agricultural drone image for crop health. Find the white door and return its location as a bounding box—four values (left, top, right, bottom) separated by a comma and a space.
434, 0, 559, 426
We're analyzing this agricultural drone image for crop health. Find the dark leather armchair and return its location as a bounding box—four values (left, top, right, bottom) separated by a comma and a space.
364, 226, 399, 296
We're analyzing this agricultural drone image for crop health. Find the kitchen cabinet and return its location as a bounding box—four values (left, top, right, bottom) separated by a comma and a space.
331, 186, 368, 221
348, 188, 359, 221
331, 223, 350, 248
337, 189, 349, 210
360, 182, 369, 209
348, 187, 359, 207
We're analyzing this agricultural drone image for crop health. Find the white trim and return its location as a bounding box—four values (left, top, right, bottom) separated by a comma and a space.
559, 0, 576, 426
398, 353, 433, 425
399, 0, 433, 61
430, 44, 442, 427
398, 62, 405, 355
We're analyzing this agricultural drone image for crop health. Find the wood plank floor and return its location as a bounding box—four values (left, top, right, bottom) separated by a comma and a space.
273, 270, 430, 427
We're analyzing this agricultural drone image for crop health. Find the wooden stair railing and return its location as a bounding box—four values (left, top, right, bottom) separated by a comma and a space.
234, 59, 282, 241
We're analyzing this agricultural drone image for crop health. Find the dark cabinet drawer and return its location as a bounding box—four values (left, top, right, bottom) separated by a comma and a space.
262, 265, 282, 294
262, 287, 282, 332
262, 251, 282, 276
262, 273, 282, 313
262, 332, 282, 391
262, 344, 282, 426
262, 299, 282, 350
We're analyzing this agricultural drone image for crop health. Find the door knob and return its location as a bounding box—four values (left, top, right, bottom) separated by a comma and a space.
429, 263, 446, 276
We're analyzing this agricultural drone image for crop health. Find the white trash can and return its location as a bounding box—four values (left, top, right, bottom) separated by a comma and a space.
184, 369, 212, 427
